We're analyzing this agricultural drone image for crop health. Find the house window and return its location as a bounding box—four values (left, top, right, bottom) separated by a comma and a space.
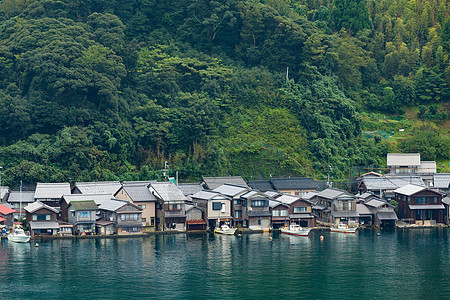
235, 210, 242, 218
138, 204, 146, 209
142, 218, 147, 223
415, 197, 429, 204
32, 214, 51, 221
234, 199, 241, 205
221, 203, 226, 213
293, 207, 307, 213
273, 210, 288, 216
151, 218, 155, 226
212, 202, 222, 210
78, 212, 89, 218
71, 211, 75, 217
252, 200, 267, 207
120, 214, 139, 221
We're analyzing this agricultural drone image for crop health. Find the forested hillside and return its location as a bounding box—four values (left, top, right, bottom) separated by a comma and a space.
0, 0, 448, 186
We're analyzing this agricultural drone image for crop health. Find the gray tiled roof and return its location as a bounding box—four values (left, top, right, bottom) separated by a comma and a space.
122, 182, 156, 202
34, 183, 71, 199
213, 184, 248, 197
202, 176, 248, 190
150, 182, 187, 201
74, 181, 122, 195
331, 211, 359, 218
24, 201, 59, 214
418, 161, 436, 174
362, 175, 424, 190
409, 204, 445, 210
268, 200, 286, 208
442, 197, 450, 205
178, 183, 203, 196
7, 191, 35, 203
240, 191, 258, 199
248, 180, 275, 192
433, 173, 450, 188
301, 191, 318, 200
270, 177, 318, 190
356, 203, 373, 215
387, 153, 420, 166
264, 191, 281, 198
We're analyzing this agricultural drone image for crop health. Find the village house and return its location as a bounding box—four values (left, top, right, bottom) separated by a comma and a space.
245, 192, 272, 230
191, 190, 230, 229
0, 204, 16, 229
433, 173, 450, 194
96, 199, 143, 235
25, 201, 60, 236
395, 184, 446, 225
67, 200, 97, 235
150, 182, 187, 231
387, 153, 421, 175
34, 182, 71, 208
331, 193, 358, 226
115, 181, 157, 231
310, 188, 345, 222
178, 183, 204, 197
185, 204, 206, 231
357, 172, 424, 200
248, 180, 276, 192
213, 184, 250, 228
270, 177, 319, 196
60, 194, 111, 221
72, 181, 122, 196
363, 199, 397, 228
6, 190, 35, 218
288, 198, 315, 228
206, 191, 233, 230
269, 200, 289, 229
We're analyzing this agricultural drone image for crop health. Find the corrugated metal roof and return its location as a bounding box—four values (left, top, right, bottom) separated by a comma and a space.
317, 188, 346, 199
356, 204, 373, 215
409, 204, 445, 210
74, 181, 122, 196
178, 183, 203, 196
442, 197, 450, 205
301, 191, 318, 200
69, 200, 98, 211
363, 175, 424, 190
0, 204, 16, 215
191, 191, 226, 201
240, 191, 258, 199
418, 161, 437, 174
63, 194, 113, 204
365, 199, 387, 208
97, 199, 127, 212
247, 180, 275, 192
122, 183, 157, 202
268, 200, 286, 208
357, 192, 375, 199
270, 177, 318, 190
29, 221, 59, 229
394, 184, 425, 196
387, 153, 420, 166
264, 191, 281, 198
7, 191, 35, 203
34, 183, 71, 199
150, 182, 187, 201
277, 195, 301, 205
202, 176, 248, 190
433, 174, 450, 188
213, 184, 248, 197
24, 201, 59, 214
377, 212, 398, 220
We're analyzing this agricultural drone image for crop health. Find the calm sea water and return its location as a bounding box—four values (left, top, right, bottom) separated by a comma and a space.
1, 229, 449, 299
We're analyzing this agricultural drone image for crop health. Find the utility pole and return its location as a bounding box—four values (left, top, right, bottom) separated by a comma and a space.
327, 165, 333, 188
19, 180, 22, 218
162, 161, 169, 181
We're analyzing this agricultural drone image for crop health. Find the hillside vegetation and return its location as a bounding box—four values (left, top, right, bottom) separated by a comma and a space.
0, 0, 448, 186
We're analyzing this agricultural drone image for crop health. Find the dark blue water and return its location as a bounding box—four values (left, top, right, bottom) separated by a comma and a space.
1, 229, 449, 299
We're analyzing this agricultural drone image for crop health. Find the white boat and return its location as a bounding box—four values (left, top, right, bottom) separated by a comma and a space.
330, 223, 358, 233
214, 224, 237, 235
280, 224, 311, 236
7, 228, 31, 243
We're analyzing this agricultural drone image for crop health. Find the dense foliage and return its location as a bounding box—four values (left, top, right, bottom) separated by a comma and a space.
0, 0, 448, 186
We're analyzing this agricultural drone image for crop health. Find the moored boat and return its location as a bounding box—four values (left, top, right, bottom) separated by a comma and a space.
330, 223, 358, 233
7, 227, 31, 243
214, 224, 237, 235
280, 224, 311, 236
